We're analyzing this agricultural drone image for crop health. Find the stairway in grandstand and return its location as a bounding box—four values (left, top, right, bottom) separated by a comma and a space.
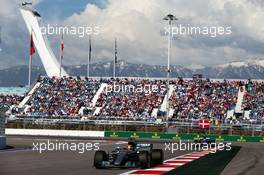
158, 85, 175, 117
151, 108, 159, 118
92, 83, 107, 107
18, 82, 41, 108
92, 83, 107, 115
235, 86, 245, 113
78, 83, 107, 116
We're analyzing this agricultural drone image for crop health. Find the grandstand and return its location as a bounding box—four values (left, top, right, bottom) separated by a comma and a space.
242, 81, 264, 121
95, 78, 166, 121
0, 87, 24, 110
4, 76, 263, 127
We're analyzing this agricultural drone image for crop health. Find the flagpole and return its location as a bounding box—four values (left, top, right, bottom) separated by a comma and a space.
88, 54, 90, 77
87, 36, 91, 77
113, 59, 115, 78
28, 54, 32, 87
59, 46, 62, 77
113, 38, 117, 78
59, 34, 63, 77
28, 29, 33, 88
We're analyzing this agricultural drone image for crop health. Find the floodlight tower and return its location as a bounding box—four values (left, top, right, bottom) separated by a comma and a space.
163, 14, 178, 131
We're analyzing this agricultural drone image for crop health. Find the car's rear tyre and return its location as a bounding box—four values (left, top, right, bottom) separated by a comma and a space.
151, 149, 164, 165
94, 150, 107, 169
139, 151, 151, 169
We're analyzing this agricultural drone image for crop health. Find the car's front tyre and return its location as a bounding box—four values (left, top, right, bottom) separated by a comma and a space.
94, 150, 107, 169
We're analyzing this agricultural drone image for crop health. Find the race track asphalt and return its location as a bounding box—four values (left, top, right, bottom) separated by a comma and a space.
0, 136, 192, 175
1, 136, 263, 175
221, 142, 264, 175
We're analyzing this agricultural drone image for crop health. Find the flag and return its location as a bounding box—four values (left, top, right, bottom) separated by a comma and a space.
89, 36, 91, 61
199, 119, 210, 129
30, 32, 35, 56
115, 38, 117, 63
60, 34, 64, 59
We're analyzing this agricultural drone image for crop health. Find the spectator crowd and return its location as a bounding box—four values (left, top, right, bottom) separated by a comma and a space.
25, 77, 102, 116
0, 94, 23, 108
2, 76, 263, 124
96, 78, 166, 121
243, 81, 264, 122
169, 79, 238, 122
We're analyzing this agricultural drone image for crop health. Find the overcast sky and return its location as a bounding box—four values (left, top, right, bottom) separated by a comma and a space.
0, 0, 264, 69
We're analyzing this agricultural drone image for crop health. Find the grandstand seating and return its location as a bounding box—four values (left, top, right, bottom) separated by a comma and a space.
25, 77, 102, 116
169, 79, 239, 121
242, 81, 264, 122
95, 78, 166, 121
2, 77, 263, 124
0, 94, 23, 108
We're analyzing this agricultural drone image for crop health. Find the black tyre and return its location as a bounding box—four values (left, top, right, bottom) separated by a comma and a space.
139, 151, 151, 169
94, 150, 107, 169
151, 149, 164, 165
194, 139, 199, 144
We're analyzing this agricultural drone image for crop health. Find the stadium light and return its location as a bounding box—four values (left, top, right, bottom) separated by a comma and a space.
163, 14, 178, 131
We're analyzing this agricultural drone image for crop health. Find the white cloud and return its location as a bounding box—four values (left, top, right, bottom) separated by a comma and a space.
58, 0, 264, 67
1, 0, 264, 69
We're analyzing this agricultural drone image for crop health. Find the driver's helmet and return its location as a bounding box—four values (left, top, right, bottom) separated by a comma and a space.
127, 140, 136, 150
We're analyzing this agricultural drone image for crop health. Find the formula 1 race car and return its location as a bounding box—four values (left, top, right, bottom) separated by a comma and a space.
93, 139, 164, 169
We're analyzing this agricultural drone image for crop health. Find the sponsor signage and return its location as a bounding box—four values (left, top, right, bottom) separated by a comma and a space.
104, 131, 264, 143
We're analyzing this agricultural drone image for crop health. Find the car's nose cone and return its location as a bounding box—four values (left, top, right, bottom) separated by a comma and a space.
114, 151, 127, 166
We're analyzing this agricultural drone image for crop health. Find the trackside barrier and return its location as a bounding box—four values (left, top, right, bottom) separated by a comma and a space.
6, 129, 104, 138
4, 130, 264, 142
104, 131, 264, 143
0, 136, 6, 149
